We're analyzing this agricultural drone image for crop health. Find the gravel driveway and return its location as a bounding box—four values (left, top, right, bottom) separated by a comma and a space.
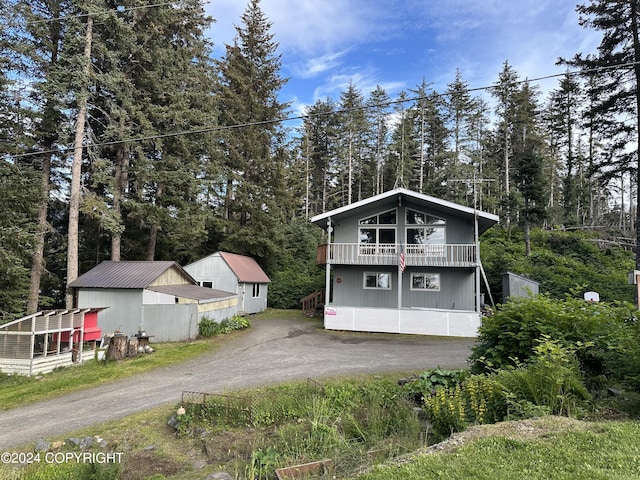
0, 316, 475, 449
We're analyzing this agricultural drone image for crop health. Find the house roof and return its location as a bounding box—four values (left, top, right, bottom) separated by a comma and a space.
310, 187, 500, 235
147, 285, 237, 302
69, 261, 196, 289
219, 252, 271, 283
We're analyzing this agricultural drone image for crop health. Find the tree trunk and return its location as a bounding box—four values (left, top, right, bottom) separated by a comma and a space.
146, 183, 163, 260
111, 143, 129, 261
631, 0, 640, 269
65, 15, 93, 309
27, 152, 52, 313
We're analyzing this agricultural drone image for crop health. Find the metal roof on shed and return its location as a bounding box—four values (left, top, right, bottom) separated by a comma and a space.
219, 252, 271, 283
69, 261, 195, 289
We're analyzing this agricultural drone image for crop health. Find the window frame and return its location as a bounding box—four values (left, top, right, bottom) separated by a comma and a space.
358, 209, 397, 255
363, 272, 392, 290
252, 283, 261, 298
410, 272, 441, 291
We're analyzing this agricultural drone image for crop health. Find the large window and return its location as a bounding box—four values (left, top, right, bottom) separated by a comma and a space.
406, 209, 445, 255
359, 209, 397, 254
410, 273, 441, 291
363, 272, 392, 290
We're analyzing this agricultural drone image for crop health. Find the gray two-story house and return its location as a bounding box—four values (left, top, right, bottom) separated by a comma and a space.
311, 188, 499, 337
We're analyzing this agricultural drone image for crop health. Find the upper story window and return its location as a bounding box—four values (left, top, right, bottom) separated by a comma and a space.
406, 209, 446, 245
359, 210, 396, 252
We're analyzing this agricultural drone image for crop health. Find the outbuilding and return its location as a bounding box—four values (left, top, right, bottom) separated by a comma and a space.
70, 261, 237, 342
185, 252, 271, 314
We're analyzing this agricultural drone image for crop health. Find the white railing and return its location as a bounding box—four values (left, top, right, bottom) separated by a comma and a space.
321, 243, 477, 267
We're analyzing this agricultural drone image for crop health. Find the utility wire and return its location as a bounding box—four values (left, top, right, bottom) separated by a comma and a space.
7, 61, 640, 161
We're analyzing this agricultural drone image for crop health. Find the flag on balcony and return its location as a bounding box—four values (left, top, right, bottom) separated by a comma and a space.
399, 241, 405, 272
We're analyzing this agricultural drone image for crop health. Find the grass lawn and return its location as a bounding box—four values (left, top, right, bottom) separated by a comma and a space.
356, 416, 640, 480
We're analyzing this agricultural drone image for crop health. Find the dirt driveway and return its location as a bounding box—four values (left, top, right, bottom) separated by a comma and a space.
0, 316, 475, 449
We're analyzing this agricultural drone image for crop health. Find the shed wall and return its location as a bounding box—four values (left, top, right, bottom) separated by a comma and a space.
185, 255, 239, 293
141, 304, 199, 342
238, 282, 268, 314
77, 289, 143, 336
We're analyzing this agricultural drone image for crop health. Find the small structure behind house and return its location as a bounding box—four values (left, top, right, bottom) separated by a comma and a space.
70, 261, 238, 342
0, 309, 103, 375
185, 252, 271, 314
502, 271, 539, 300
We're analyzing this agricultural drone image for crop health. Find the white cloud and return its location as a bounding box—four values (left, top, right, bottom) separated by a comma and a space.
294, 49, 352, 79
205, 0, 389, 56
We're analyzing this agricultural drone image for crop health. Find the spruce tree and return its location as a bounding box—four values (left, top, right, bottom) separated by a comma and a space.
214, 0, 290, 271
563, 0, 640, 266
301, 98, 340, 214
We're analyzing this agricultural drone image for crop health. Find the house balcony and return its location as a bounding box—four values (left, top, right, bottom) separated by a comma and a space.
316, 243, 478, 267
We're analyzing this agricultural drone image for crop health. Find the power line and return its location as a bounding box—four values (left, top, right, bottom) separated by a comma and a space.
7, 61, 640, 161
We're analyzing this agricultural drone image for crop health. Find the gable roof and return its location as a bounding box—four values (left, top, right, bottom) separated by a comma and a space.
310, 187, 500, 235
69, 261, 196, 289
219, 252, 271, 283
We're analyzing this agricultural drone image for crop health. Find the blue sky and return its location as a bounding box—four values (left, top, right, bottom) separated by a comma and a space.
204, 0, 601, 115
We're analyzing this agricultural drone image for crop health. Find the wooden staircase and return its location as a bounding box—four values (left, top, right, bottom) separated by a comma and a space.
300, 289, 325, 316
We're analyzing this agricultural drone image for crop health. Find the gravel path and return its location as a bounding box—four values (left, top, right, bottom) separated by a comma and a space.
0, 316, 475, 449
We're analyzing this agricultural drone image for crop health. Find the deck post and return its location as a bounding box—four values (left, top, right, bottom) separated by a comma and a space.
325, 218, 332, 313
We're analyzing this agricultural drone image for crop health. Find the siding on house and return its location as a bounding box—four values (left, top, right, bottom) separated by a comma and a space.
331, 266, 476, 311
332, 202, 473, 245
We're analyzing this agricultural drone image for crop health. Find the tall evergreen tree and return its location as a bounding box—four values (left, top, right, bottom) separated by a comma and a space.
215, 0, 290, 272
563, 0, 640, 266
545, 75, 584, 226
512, 81, 547, 255
337, 81, 368, 204
490, 61, 521, 226
302, 98, 340, 215
365, 86, 392, 196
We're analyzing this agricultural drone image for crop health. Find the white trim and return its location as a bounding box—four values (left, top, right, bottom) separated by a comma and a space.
311, 188, 499, 225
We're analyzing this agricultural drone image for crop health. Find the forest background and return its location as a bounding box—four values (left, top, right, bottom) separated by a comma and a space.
1, 0, 639, 321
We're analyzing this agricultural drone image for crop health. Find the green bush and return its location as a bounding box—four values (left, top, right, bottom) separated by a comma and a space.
422, 339, 590, 440
495, 336, 590, 419
198, 315, 250, 338
470, 294, 640, 388
422, 374, 505, 441
403, 368, 469, 402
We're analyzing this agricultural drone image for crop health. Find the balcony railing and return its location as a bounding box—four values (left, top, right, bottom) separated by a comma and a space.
317, 243, 477, 267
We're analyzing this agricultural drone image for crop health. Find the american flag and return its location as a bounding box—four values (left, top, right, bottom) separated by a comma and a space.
399, 241, 405, 272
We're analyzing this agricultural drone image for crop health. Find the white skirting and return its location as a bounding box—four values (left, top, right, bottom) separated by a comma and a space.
323, 305, 480, 337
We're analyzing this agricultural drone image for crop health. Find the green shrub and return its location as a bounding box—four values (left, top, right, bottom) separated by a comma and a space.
403, 368, 469, 402
198, 315, 250, 338
470, 294, 640, 389
422, 374, 504, 441
495, 336, 591, 419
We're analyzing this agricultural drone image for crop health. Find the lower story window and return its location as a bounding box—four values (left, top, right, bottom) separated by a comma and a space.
252, 283, 261, 298
411, 273, 440, 291
364, 272, 392, 290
